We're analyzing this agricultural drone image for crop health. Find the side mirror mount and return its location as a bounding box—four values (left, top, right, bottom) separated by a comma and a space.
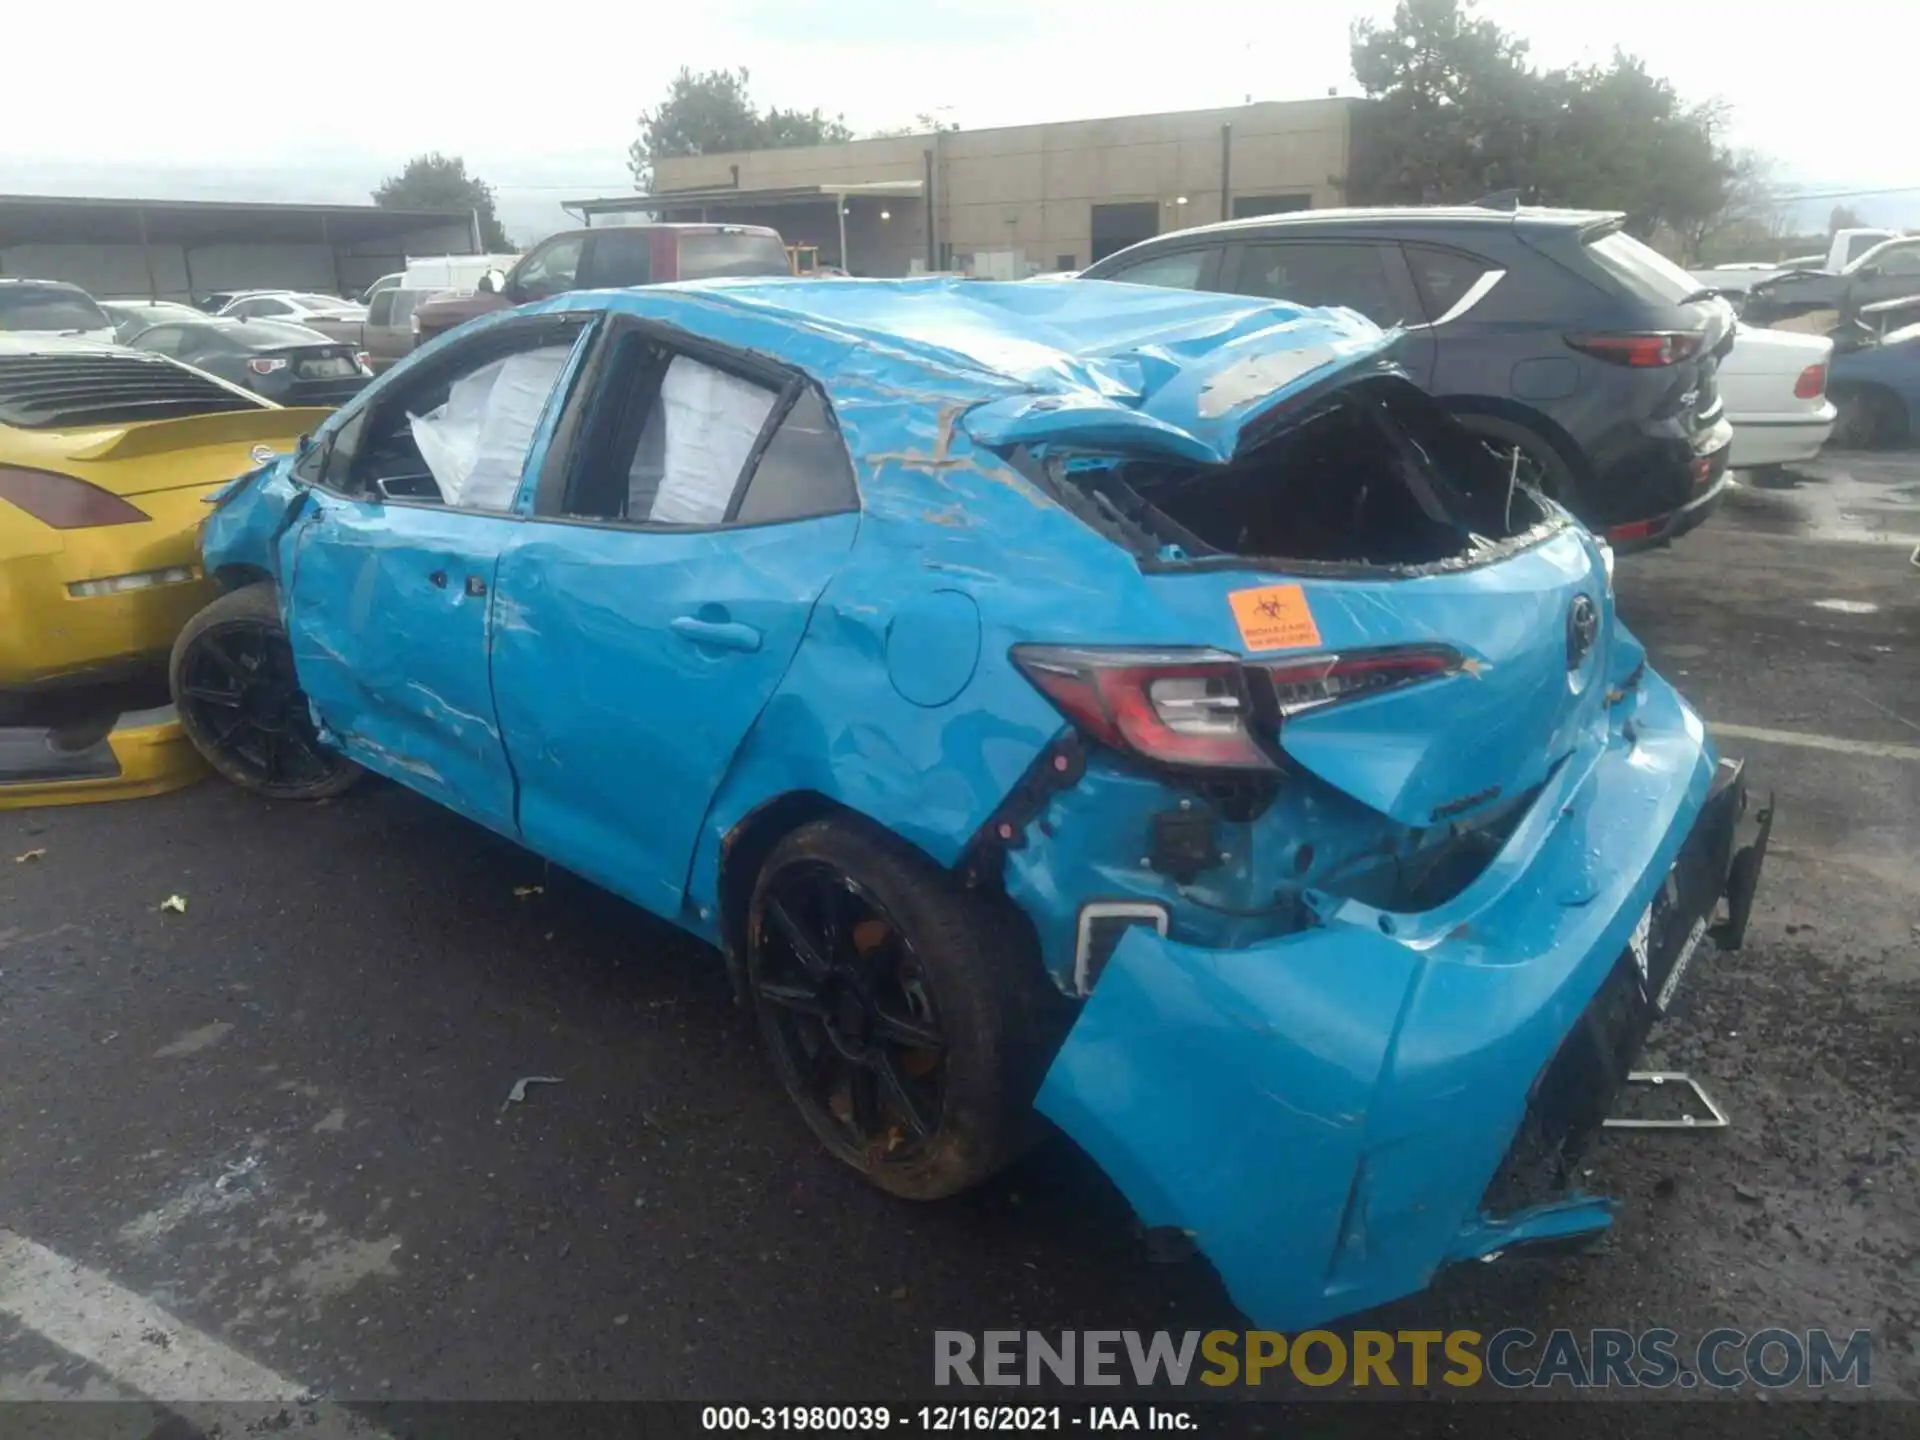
1856, 264, 1882, 280
477, 269, 507, 296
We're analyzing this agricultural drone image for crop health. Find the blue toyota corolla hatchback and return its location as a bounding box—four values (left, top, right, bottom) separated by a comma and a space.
174, 276, 1769, 1330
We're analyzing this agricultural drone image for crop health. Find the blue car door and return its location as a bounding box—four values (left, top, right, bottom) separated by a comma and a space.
491, 328, 859, 921
279, 315, 593, 837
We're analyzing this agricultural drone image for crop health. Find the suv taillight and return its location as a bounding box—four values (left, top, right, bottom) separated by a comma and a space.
1565, 331, 1704, 367
1794, 363, 1827, 399
1012, 644, 1463, 770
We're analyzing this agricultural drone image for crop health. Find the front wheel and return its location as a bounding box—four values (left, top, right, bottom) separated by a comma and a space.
746, 818, 1065, 1200
169, 583, 361, 800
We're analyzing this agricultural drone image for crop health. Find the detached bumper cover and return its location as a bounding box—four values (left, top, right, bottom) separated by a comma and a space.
1035, 679, 1768, 1330
0, 707, 207, 810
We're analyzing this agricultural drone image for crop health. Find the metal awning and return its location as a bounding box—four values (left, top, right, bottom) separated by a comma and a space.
566, 180, 922, 219
0, 194, 476, 248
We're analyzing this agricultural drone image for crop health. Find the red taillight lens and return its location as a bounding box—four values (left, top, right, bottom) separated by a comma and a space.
1012, 643, 1464, 769
1013, 646, 1274, 770
1258, 646, 1462, 718
0, 465, 149, 529
1794, 363, 1827, 399
1565, 331, 1704, 367
249, 357, 288, 375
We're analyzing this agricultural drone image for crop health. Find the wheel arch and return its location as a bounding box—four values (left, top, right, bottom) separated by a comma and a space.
713, 790, 953, 1003
1829, 379, 1910, 446
1441, 396, 1597, 484
210, 562, 274, 594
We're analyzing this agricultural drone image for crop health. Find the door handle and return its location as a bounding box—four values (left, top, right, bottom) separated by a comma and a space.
669, 616, 762, 653
466, 575, 487, 597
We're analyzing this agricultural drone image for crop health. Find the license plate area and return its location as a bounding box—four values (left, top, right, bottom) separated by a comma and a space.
297, 356, 355, 378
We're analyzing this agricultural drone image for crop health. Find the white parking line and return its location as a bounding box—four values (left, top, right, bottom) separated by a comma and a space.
0, 1229, 381, 1436
1711, 722, 1920, 762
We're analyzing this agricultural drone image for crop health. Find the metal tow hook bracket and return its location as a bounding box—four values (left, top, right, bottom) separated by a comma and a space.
1603, 1071, 1730, 1130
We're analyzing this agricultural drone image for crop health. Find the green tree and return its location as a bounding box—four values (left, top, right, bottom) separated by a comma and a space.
866, 112, 961, 139
372, 152, 512, 251
628, 67, 853, 189
1348, 0, 1736, 249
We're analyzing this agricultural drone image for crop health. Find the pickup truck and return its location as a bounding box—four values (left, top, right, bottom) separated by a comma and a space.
1742, 233, 1920, 332
1688, 228, 1897, 297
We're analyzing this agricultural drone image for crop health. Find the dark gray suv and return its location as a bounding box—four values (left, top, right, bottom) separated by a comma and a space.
1080, 206, 1738, 549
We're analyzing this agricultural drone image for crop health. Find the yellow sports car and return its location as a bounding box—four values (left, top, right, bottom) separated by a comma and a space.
1, 334, 330, 806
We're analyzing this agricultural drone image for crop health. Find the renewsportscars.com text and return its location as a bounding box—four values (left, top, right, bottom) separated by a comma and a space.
934, 1328, 1872, 1390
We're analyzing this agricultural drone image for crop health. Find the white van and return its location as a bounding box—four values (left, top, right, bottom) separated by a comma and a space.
400, 254, 522, 295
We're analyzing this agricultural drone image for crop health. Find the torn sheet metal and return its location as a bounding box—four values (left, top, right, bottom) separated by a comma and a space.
1037, 675, 1717, 1329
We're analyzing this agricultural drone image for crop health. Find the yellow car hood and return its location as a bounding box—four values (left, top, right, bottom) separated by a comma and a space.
5, 406, 334, 498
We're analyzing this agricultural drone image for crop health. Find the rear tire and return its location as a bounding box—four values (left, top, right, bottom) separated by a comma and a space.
169, 583, 361, 801
1830, 385, 1903, 449
1450, 412, 1587, 514
746, 817, 1067, 1201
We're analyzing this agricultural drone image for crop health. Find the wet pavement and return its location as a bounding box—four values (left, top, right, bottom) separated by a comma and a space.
1, 453, 1916, 1420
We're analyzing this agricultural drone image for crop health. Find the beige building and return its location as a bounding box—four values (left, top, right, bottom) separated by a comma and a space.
568, 98, 1357, 279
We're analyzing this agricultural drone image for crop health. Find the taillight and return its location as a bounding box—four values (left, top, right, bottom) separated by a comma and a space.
355, 351, 372, 373
0, 465, 148, 529
1794, 363, 1827, 399
1012, 643, 1463, 769
1565, 331, 1704, 367
1012, 646, 1273, 770
1257, 647, 1462, 718
249, 356, 288, 375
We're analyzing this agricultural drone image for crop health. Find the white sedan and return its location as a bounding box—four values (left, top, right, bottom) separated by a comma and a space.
1717, 323, 1836, 472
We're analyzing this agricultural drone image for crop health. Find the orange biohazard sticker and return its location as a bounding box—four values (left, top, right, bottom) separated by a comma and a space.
1228, 583, 1322, 653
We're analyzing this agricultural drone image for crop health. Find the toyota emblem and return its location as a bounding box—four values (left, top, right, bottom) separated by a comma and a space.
1567, 594, 1599, 669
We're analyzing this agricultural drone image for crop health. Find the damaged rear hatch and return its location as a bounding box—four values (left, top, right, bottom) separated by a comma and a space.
967, 310, 1734, 1328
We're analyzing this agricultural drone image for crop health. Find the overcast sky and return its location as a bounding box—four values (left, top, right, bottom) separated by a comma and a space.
3, 0, 1911, 235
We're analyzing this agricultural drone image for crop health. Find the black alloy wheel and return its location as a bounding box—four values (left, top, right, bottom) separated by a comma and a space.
752, 859, 948, 1164
169, 583, 361, 800
745, 818, 1070, 1201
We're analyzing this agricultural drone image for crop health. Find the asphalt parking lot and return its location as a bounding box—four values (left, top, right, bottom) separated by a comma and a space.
2, 454, 1916, 1422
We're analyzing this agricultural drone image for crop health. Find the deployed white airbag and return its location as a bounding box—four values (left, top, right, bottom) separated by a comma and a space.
410, 344, 574, 510
632, 356, 777, 524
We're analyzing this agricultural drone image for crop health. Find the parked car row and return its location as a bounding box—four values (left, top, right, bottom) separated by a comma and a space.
4, 204, 1782, 1340
1078, 203, 1755, 549
158, 274, 1772, 1338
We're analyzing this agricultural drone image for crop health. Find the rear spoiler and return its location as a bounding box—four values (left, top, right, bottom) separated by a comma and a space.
67, 405, 337, 463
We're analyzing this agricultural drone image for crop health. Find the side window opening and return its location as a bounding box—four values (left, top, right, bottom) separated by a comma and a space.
338, 327, 582, 508
1104, 249, 1217, 291
1233, 242, 1409, 327
732, 388, 857, 524
1403, 245, 1496, 322
632, 357, 778, 524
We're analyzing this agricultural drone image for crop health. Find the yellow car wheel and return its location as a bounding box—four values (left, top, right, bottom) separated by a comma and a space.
169, 583, 361, 801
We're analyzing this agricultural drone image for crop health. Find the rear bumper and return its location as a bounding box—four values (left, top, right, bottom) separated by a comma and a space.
1035, 677, 1769, 1330
0, 705, 207, 810
1604, 468, 1731, 552
1727, 407, 1836, 469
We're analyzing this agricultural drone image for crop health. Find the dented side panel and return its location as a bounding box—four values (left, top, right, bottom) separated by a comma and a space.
492, 512, 860, 921
283, 497, 518, 832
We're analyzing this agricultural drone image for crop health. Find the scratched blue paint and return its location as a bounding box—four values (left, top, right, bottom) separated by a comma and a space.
199, 276, 1735, 1332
